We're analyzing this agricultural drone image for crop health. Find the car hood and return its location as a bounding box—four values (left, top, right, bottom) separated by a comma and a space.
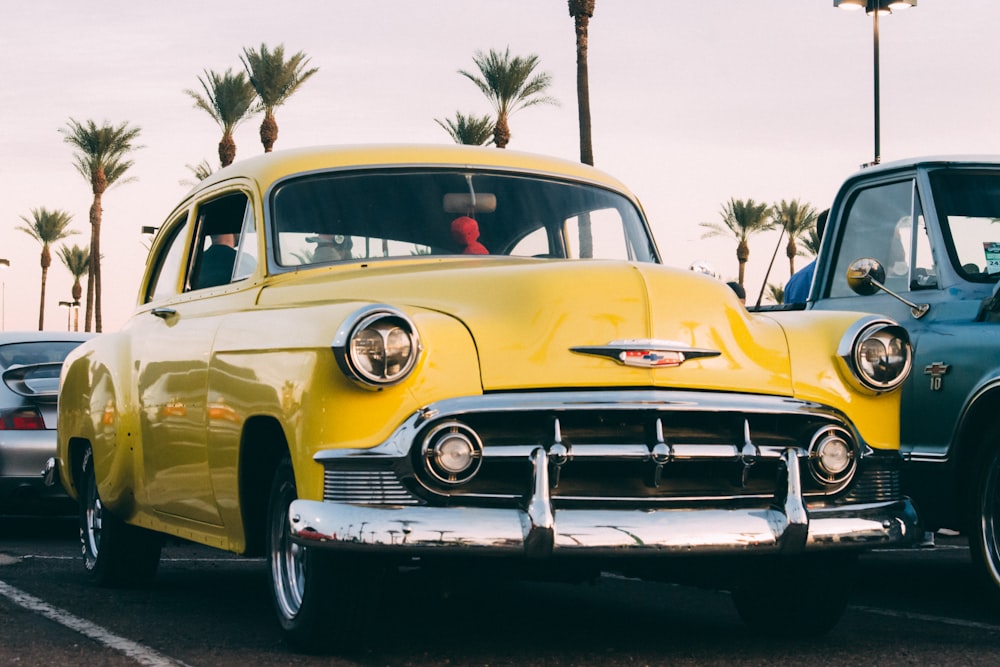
263, 258, 793, 395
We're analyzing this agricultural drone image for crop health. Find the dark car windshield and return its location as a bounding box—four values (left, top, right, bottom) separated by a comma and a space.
269, 169, 657, 267
929, 169, 1000, 283
0, 341, 83, 370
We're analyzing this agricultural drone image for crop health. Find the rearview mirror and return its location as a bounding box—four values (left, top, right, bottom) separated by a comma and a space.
443, 193, 497, 214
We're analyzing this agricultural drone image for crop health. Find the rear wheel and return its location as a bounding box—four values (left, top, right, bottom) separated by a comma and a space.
970, 439, 1000, 601
79, 445, 162, 588
731, 552, 856, 637
267, 458, 374, 653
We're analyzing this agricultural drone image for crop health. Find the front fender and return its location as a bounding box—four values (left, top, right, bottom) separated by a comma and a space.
764, 310, 905, 452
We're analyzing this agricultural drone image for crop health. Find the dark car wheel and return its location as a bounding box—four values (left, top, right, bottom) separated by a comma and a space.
267, 458, 374, 653
79, 445, 162, 588
731, 552, 856, 637
970, 440, 1000, 600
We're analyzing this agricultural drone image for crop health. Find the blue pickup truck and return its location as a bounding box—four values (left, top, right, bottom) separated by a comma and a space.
801, 156, 1000, 598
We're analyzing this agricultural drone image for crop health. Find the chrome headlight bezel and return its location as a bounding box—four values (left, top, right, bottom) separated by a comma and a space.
837, 317, 912, 393
421, 420, 484, 485
332, 304, 421, 389
807, 425, 858, 486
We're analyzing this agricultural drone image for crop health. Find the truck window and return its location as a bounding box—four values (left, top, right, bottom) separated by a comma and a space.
928, 170, 1000, 282
827, 180, 920, 298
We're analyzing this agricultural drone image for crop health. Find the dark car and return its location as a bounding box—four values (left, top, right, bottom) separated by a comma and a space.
0, 331, 93, 514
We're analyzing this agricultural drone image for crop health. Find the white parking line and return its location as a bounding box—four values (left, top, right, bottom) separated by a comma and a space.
0, 579, 192, 667
851, 604, 1000, 631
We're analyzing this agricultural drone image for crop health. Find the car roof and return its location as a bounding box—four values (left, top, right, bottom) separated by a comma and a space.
845, 155, 1000, 179
188, 144, 638, 200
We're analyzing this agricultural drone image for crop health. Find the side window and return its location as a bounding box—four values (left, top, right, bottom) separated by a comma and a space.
908, 201, 938, 289
827, 180, 915, 298
190, 192, 254, 291
146, 216, 189, 303
232, 202, 258, 281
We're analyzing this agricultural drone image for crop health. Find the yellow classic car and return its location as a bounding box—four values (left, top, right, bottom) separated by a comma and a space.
52, 144, 917, 651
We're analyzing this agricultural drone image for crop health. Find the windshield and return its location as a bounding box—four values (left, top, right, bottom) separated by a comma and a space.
929, 169, 1000, 283
269, 169, 657, 267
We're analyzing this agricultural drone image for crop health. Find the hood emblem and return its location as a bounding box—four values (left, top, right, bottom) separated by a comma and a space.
571, 339, 721, 369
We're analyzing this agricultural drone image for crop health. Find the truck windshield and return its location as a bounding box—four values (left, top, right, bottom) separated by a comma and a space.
929, 170, 1000, 283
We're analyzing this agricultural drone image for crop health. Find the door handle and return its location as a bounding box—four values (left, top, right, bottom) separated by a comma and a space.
151, 307, 177, 320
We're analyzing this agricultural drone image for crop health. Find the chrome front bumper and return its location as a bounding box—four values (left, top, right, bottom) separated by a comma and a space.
289, 447, 918, 558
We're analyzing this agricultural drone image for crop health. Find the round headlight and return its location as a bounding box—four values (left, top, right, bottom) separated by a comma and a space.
840, 319, 911, 392
808, 425, 858, 485
333, 306, 420, 388
422, 421, 483, 485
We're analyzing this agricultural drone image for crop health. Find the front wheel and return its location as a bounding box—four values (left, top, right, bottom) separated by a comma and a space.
79, 445, 162, 588
731, 552, 857, 637
267, 459, 374, 653
970, 440, 1000, 601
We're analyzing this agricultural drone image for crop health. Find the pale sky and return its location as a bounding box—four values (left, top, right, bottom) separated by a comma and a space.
2, 0, 997, 331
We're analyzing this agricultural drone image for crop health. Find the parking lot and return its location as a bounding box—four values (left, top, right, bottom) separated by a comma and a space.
2, 516, 999, 666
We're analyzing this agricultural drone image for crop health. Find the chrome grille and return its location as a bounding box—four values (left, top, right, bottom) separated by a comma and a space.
323, 469, 419, 505
841, 468, 900, 504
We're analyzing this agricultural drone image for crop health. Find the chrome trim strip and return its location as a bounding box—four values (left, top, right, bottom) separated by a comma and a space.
570, 339, 721, 368
313, 390, 848, 464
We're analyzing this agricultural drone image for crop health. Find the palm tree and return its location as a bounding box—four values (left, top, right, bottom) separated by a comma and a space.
181, 159, 214, 187
458, 47, 558, 148
58, 244, 89, 332
802, 225, 822, 257
16, 207, 78, 330
569, 0, 596, 166
240, 43, 318, 153
700, 198, 774, 288
184, 68, 256, 167
60, 118, 142, 333
772, 198, 817, 277
767, 283, 785, 306
435, 111, 494, 145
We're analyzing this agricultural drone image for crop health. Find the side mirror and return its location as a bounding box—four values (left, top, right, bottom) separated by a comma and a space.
845, 257, 930, 319
846, 258, 886, 296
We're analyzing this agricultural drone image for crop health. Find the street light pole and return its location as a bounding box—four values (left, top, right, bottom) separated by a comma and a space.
834, 0, 917, 166
872, 7, 881, 164
59, 300, 81, 332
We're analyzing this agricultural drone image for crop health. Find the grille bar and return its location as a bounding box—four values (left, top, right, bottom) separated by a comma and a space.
323, 470, 419, 505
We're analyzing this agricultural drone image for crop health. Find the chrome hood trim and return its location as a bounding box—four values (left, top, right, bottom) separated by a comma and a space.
571, 339, 721, 368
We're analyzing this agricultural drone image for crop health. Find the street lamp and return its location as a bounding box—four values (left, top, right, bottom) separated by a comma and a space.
58, 299, 81, 332
0, 258, 9, 331
834, 0, 917, 165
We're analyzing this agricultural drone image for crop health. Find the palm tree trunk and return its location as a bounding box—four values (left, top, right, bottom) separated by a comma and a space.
86, 184, 105, 333
220, 133, 237, 167
94, 213, 103, 333
38, 265, 48, 330
85, 209, 97, 332
493, 114, 511, 149
571, 0, 596, 166
260, 111, 278, 153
